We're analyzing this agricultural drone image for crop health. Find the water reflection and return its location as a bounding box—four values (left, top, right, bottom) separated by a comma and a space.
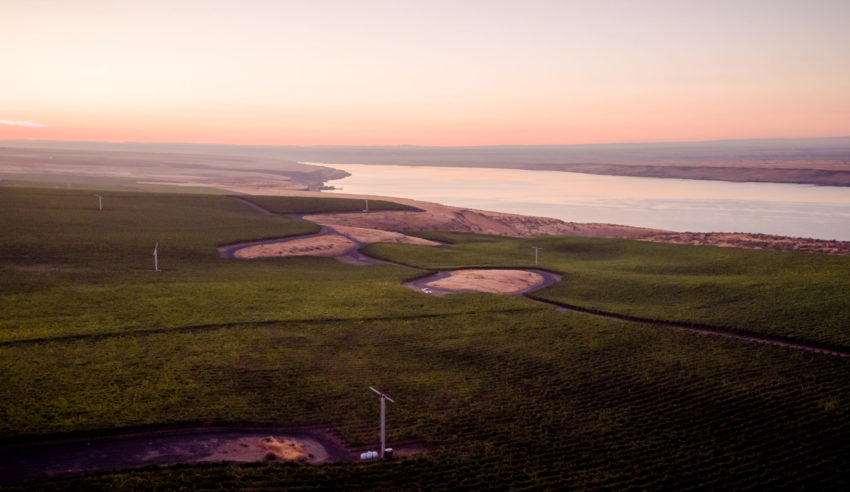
323, 164, 850, 241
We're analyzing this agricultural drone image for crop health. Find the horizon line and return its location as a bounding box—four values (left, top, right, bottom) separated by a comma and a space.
2, 134, 849, 150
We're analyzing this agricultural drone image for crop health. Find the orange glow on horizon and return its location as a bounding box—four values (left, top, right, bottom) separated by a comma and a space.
2, 2, 848, 148
3, 110, 847, 147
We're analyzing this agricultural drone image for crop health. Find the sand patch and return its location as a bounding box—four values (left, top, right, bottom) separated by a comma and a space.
303, 193, 659, 239
198, 436, 330, 464
234, 235, 355, 258
260, 437, 309, 461
427, 269, 547, 294
332, 225, 441, 246
639, 232, 850, 256
296, 192, 850, 256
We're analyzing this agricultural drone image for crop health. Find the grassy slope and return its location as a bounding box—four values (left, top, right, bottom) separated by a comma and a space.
3, 313, 849, 490
244, 195, 417, 214
1, 187, 849, 490
0, 188, 523, 343
0, 176, 235, 194
366, 232, 850, 348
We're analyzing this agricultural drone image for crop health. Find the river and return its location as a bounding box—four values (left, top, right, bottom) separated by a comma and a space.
320, 164, 850, 241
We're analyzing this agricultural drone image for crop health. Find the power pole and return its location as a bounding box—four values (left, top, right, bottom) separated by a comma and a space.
369, 387, 395, 458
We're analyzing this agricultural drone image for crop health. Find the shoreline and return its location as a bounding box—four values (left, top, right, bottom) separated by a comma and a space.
4, 137, 849, 187
318, 161, 850, 188
1, 145, 848, 255
226, 193, 850, 256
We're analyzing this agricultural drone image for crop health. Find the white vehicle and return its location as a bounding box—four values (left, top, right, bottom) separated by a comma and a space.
422, 287, 432, 294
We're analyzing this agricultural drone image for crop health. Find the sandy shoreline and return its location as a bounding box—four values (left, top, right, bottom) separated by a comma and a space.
260, 190, 849, 256
2, 146, 847, 255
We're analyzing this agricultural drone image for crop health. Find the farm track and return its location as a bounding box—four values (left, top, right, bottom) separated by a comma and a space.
527, 295, 850, 358
0, 309, 537, 347
228, 195, 850, 359
228, 196, 278, 216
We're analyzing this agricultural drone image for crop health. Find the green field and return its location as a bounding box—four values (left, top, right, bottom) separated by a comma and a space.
366, 232, 850, 348
1, 185, 849, 490
243, 195, 417, 214
0, 175, 236, 195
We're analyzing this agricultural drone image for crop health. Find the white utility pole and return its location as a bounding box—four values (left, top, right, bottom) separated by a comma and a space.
95, 194, 102, 211
532, 246, 542, 265
153, 242, 159, 272
369, 386, 395, 458
363, 199, 369, 212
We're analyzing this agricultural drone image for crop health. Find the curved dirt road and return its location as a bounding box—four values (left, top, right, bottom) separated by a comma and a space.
222, 197, 438, 264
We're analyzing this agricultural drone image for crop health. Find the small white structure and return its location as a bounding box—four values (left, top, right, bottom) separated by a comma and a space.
360, 451, 379, 460
532, 246, 542, 265
153, 242, 159, 272
362, 199, 369, 213
369, 386, 395, 459
95, 194, 103, 211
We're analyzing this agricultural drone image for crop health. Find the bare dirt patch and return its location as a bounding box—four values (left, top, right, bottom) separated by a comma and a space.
638, 232, 850, 256
0, 427, 353, 484
430, 269, 545, 294
198, 436, 329, 464
299, 191, 850, 256
406, 269, 562, 296
304, 195, 658, 239
233, 235, 356, 258
331, 225, 441, 246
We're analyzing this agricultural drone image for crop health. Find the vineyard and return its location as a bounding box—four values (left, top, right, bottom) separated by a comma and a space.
366, 232, 850, 348
1, 186, 849, 489
4, 313, 848, 490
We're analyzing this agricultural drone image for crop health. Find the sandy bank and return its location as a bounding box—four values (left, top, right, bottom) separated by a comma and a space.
330, 225, 441, 246
198, 436, 328, 464
299, 191, 657, 240
223, 189, 850, 256
234, 235, 356, 258
428, 269, 546, 294
405, 269, 562, 296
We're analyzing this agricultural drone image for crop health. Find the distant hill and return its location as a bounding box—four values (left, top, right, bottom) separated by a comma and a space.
2, 137, 849, 186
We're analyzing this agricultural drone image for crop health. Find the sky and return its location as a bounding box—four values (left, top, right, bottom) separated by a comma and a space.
1, 0, 849, 146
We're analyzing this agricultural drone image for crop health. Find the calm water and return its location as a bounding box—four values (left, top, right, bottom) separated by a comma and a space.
322, 164, 850, 241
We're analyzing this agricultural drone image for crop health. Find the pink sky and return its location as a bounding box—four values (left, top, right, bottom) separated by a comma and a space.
2, 0, 848, 146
